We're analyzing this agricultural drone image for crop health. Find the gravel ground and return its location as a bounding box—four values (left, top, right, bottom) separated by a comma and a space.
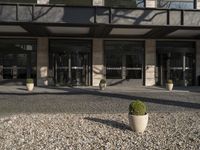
0, 112, 199, 150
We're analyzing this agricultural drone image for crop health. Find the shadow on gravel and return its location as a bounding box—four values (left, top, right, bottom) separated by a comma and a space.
84, 117, 131, 131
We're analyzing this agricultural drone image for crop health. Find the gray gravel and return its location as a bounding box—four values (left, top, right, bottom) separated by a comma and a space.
0, 112, 199, 150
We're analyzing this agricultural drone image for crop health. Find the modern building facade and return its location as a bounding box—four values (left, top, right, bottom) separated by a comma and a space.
0, 0, 200, 87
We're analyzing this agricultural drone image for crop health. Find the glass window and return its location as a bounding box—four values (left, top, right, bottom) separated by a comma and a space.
0, 0, 37, 3
105, 0, 144, 8
157, 0, 194, 9
50, 0, 92, 6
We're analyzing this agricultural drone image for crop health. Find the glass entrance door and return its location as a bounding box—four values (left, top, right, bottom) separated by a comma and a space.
157, 52, 195, 86
54, 52, 90, 86
0, 53, 36, 84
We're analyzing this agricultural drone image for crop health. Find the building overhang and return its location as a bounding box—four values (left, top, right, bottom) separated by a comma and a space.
0, 3, 200, 39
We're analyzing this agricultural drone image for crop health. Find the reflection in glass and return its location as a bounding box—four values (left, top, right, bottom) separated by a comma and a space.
157, 0, 194, 9
105, 0, 144, 8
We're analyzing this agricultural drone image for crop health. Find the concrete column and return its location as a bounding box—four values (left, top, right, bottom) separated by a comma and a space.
197, 0, 200, 9
37, 0, 49, 4
196, 41, 200, 85
93, 0, 104, 6
146, 0, 156, 8
145, 40, 156, 86
92, 39, 104, 86
37, 37, 49, 86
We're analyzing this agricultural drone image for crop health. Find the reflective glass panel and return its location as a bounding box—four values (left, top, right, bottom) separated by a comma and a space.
105, 0, 144, 8
157, 0, 194, 9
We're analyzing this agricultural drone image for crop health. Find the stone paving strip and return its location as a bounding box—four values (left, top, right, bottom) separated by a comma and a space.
0, 112, 199, 150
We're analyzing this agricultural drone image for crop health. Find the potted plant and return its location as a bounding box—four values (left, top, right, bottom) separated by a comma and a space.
99, 79, 106, 90
26, 78, 34, 92
166, 79, 173, 91
128, 100, 148, 134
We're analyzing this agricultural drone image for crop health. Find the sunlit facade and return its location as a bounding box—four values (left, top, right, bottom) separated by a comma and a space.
0, 0, 199, 87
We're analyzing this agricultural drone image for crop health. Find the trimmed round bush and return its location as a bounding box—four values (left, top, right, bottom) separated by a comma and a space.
26, 78, 34, 84
100, 79, 106, 84
129, 100, 147, 115
167, 80, 173, 84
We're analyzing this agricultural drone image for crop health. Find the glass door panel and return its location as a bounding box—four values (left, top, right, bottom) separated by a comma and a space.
56, 54, 69, 85
55, 52, 90, 86
185, 53, 195, 86
157, 52, 195, 86
106, 54, 122, 79
2, 54, 13, 79
170, 53, 183, 85
126, 54, 142, 79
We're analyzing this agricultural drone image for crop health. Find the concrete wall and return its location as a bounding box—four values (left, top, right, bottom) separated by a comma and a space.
196, 41, 200, 85
93, 0, 104, 6
146, 0, 156, 8
37, 37, 49, 86
92, 39, 104, 86
37, 0, 49, 4
197, 0, 200, 9
145, 40, 156, 86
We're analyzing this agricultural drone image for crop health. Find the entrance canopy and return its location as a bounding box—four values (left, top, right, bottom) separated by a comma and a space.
0, 3, 200, 38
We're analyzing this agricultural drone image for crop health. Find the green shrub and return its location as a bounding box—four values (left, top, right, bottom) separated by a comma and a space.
129, 100, 147, 115
100, 79, 106, 84
26, 78, 34, 84
167, 80, 173, 84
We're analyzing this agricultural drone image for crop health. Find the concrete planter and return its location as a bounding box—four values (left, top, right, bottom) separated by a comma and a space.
128, 113, 148, 134
26, 83, 34, 92
166, 83, 173, 91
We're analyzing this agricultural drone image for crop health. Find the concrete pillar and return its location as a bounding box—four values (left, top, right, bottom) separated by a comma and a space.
146, 0, 156, 8
197, 0, 200, 9
145, 40, 156, 86
92, 39, 104, 86
37, 0, 49, 4
93, 0, 104, 6
37, 37, 49, 86
196, 41, 200, 85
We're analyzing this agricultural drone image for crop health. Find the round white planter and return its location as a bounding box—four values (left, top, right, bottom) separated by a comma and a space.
99, 83, 106, 90
128, 113, 148, 134
26, 83, 34, 92
166, 83, 173, 91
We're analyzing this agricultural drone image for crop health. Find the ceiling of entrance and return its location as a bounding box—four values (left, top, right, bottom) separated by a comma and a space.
0, 25, 27, 33
47, 26, 90, 34
110, 28, 152, 35
0, 24, 200, 39
167, 29, 200, 38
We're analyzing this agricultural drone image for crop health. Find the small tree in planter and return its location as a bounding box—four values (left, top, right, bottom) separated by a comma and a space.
166, 79, 173, 91
128, 100, 148, 134
26, 78, 34, 92
99, 79, 106, 90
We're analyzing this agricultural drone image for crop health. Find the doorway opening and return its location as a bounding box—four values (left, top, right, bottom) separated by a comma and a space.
157, 41, 196, 86
49, 40, 92, 86
0, 39, 37, 85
